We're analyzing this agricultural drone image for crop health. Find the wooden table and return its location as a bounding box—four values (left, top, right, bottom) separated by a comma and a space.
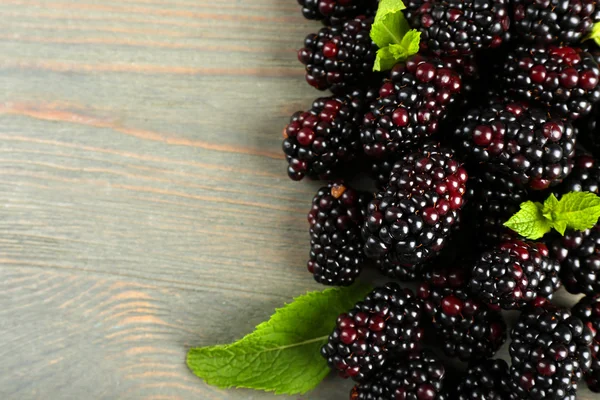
0, 1, 595, 399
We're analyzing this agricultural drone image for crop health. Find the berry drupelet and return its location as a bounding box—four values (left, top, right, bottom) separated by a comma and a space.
418, 267, 507, 362
296, 0, 378, 26
404, 0, 511, 57
512, 0, 598, 45
470, 239, 561, 310
298, 16, 377, 93
283, 89, 372, 181
550, 154, 600, 295
456, 359, 510, 400
500, 45, 600, 120
454, 99, 577, 190
361, 56, 463, 158
321, 283, 423, 382
350, 350, 447, 400
362, 143, 468, 266
508, 303, 593, 400
307, 183, 370, 286
572, 295, 600, 393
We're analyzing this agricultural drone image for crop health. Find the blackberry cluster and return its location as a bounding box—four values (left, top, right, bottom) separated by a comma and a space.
512, 0, 599, 45
375, 253, 421, 282
361, 56, 463, 158
283, 89, 372, 181
572, 295, 600, 393
455, 359, 510, 400
557, 153, 600, 194
500, 45, 600, 120
418, 267, 507, 361
350, 350, 447, 400
307, 183, 370, 286
298, 17, 377, 93
508, 304, 593, 399
404, 0, 511, 56
470, 239, 561, 310
362, 143, 468, 266
453, 100, 577, 190
296, 0, 378, 26
321, 283, 423, 382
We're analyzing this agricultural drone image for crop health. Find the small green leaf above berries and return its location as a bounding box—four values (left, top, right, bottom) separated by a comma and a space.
186, 284, 372, 395
585, 21, 600, 46
505, 191, 600, 240
371, 0, 420, 72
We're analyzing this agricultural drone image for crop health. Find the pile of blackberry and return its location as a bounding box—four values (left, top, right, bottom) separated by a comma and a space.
284, 2, 600, 398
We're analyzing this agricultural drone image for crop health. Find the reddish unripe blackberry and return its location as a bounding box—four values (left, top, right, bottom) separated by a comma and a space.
572, 295, 600, 393
283, 89, 372, 181
500, 45, 600, 120
297, 0, 378, 26
321, 283, 423, 382
361, 143, 468, 266
350, 350, 447, 400
470, 239, 561, 310
456, 359, 510, 400
512, 0, 598, 45
508, 304, 593, 400
454, 99, 577, 190
298, 17, 377, 93
418, 267, 507, 362
360, 56, 463, 158
307, 183, 370, 286
404, 0, 511, 56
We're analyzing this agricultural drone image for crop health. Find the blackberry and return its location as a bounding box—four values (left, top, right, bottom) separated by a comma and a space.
350, 350, 447, 400
418, 267, 507, 362
556, 153, 600, 194
572, 295, 600, 393
579, 105, 600, 156
404, 0, 511, 56
512, 0, 598, 45
508, 303, 593, 400
456, 359, 510, 400
297, 0, 378, 26
375, 252, 421, 282
362, 143, 468, 265
321, 283, 423, 382
500, 44, 600, 120
360, 56, 463, 158
298, 17, 377, 93
454, 99, 577, 190
283, 89, 372, 181
307, 183, 370, 286
470, 239, 561, 310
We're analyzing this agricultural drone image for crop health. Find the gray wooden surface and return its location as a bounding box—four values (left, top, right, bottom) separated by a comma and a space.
0, 1, 594, 399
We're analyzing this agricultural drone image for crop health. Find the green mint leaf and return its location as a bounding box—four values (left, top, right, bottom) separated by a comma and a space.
504, 201, 553, 240
401, 29, 421, 56
186, 284, 372, 395
552, 191, 600, 232
585, 21, 600, 46
542, 193, 559, 220
374, 47, 401, 72
374, 0, 406, 24
371, 0, 409, 48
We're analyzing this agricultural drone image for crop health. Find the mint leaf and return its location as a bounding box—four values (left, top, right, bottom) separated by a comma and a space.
374, 0, 406, 24
504, 201, 552, 240
371, 1, 409, 48
400, 29, 421, 56
187, 284, 372, 395
552, 191, 600, 232
374, 46, 401, 72
585, 21, 600, 46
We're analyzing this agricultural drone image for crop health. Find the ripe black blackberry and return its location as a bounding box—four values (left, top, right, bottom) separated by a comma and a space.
362, 143, 468, 266
283, 89, 372, 181
454, 99, 577, 190
512, 0, 598, 45
375, 252, 421, 282
418, 267, 507, 362
456, 359, 510, 400
550, 154, 600, 295
307, 183, 370, 286
350, 350, 447, 400
470, 239, 561, 310
500, 44, 600, 120
321, 283, 423, 382
508, 303, 593, 400
297, 0, 378, 25
360, 56, 463, 158
298, 16, 377, 93
572, 295, 600, 393
404, 0, 511, 56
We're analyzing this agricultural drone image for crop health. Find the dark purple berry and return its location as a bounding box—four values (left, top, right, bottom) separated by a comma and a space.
572, 295, 600, 393
456, 359, 510, 400
297, 0, 378, 26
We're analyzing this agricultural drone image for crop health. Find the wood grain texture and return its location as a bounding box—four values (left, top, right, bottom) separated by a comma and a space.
0, 1, 594, 399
